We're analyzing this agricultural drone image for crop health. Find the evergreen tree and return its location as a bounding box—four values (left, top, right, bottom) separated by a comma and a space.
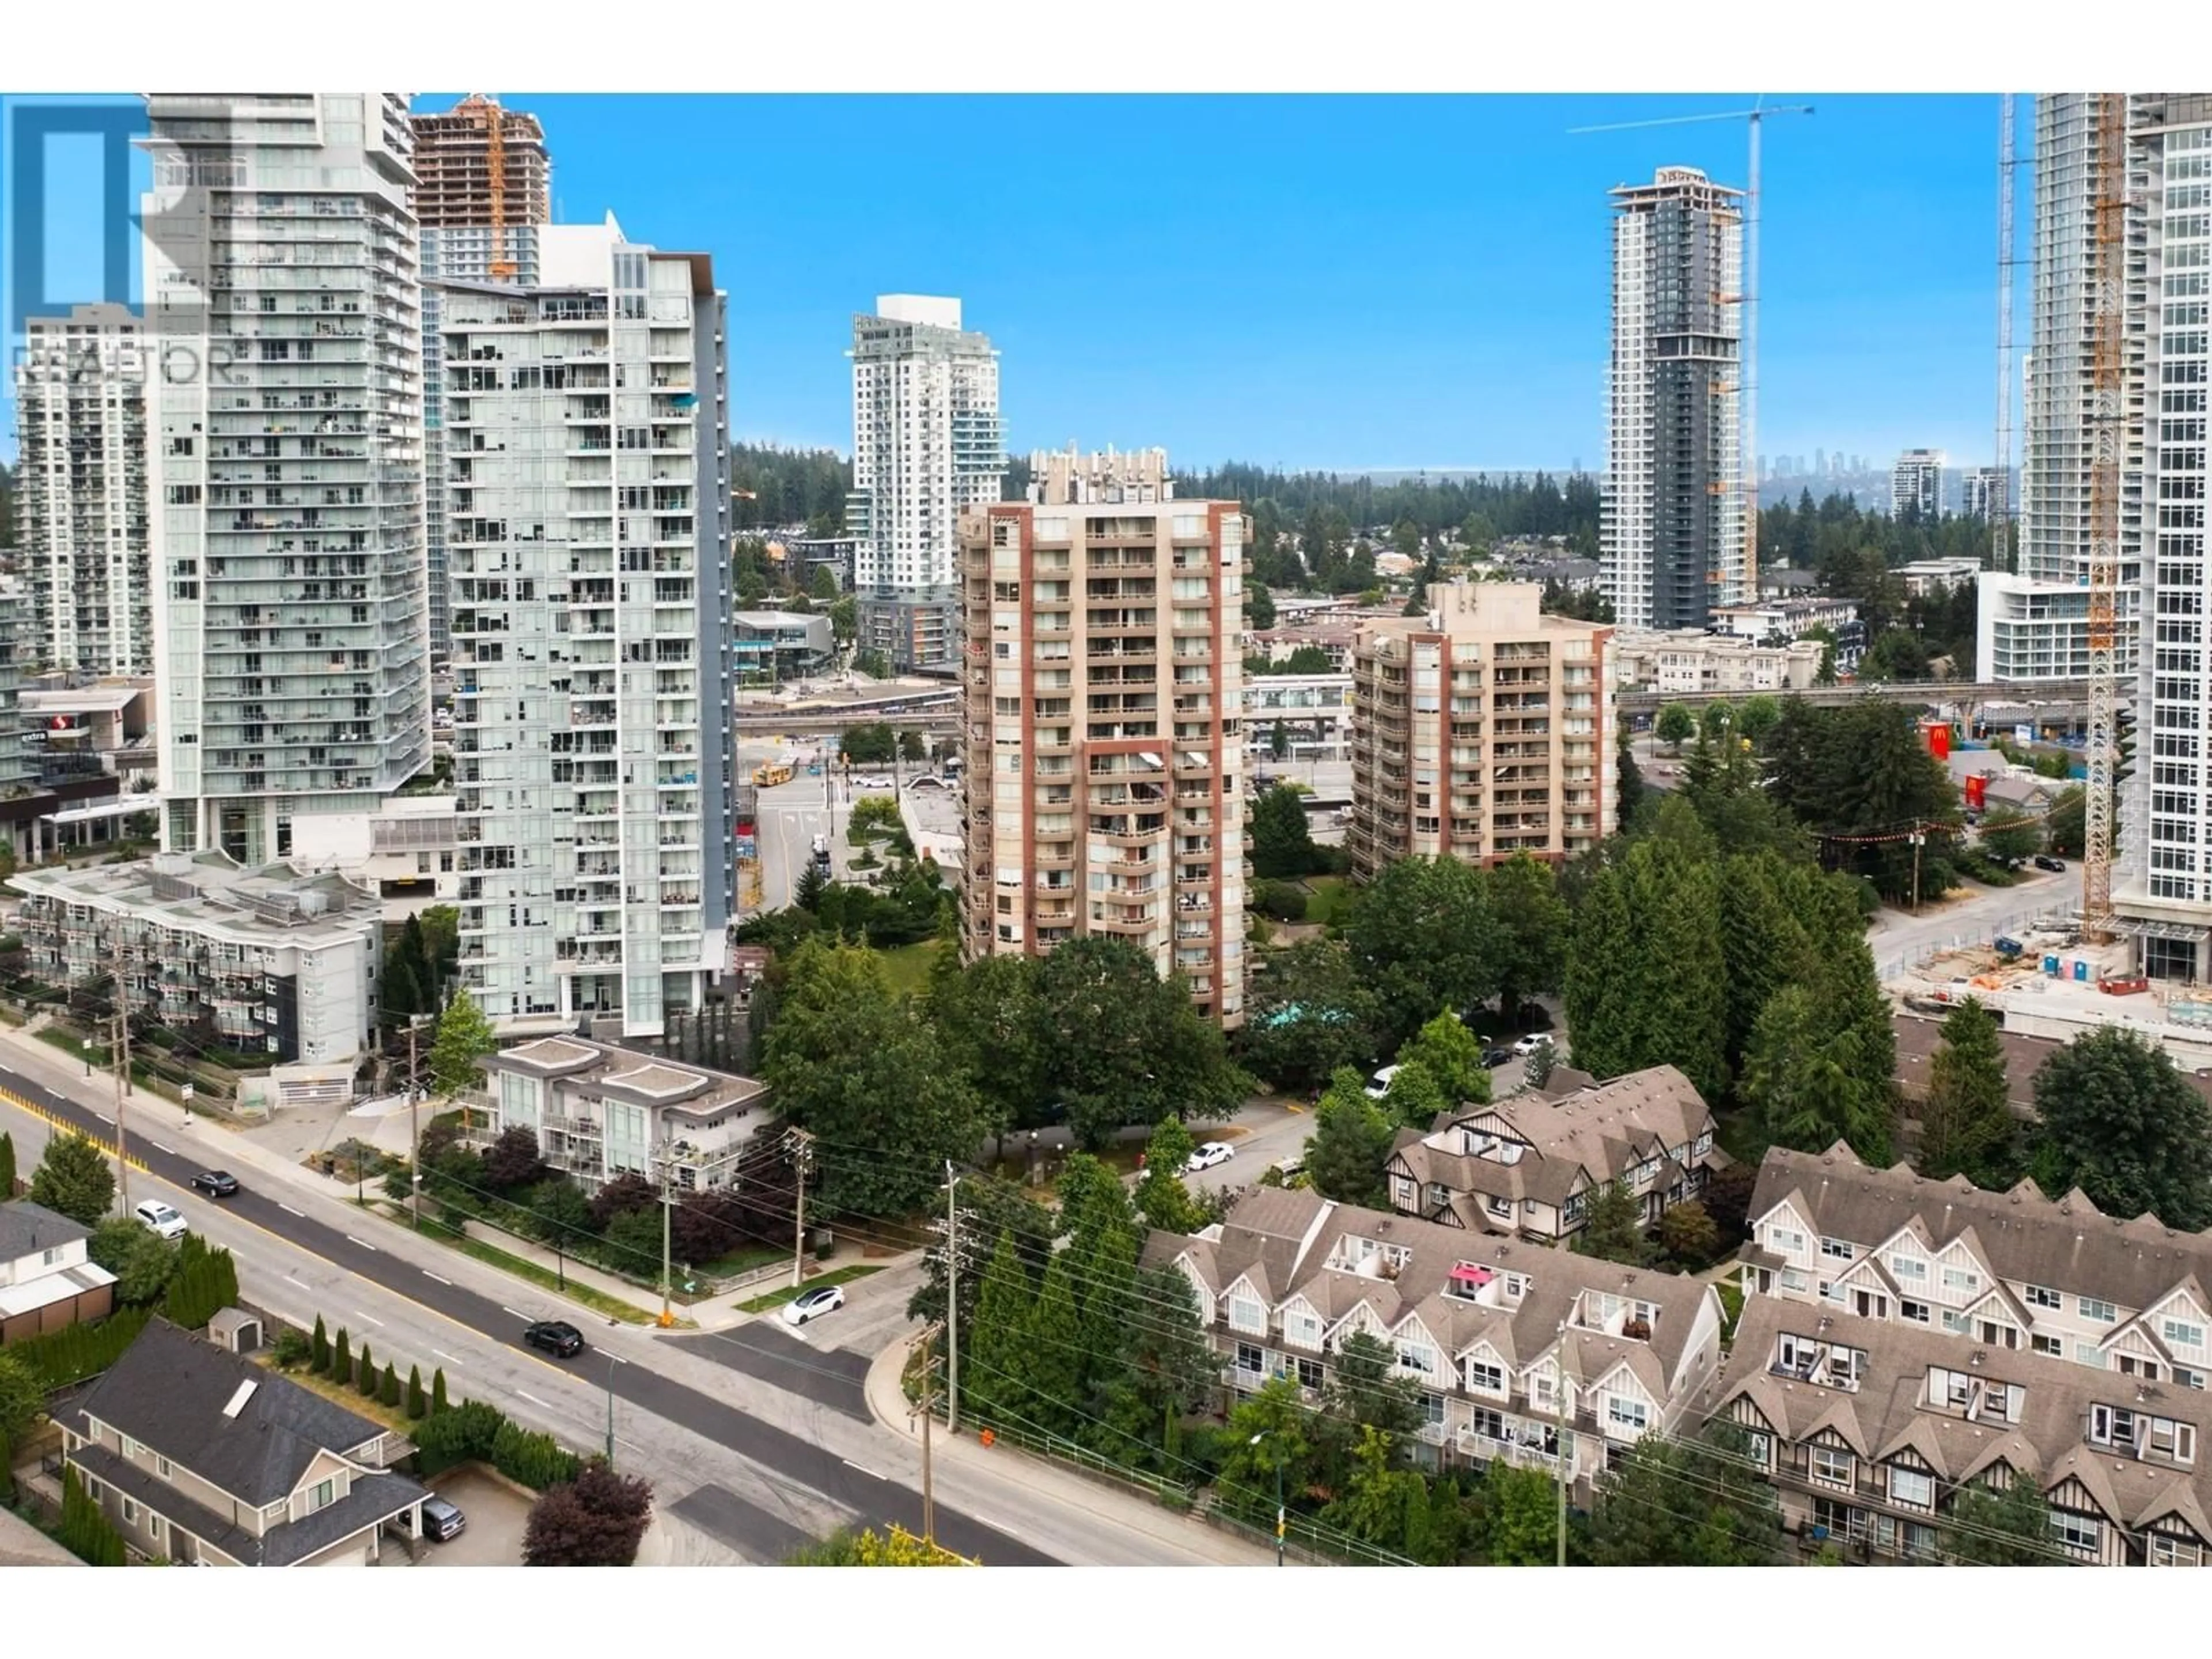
311, 1314, 331, 1375
355, 1342, 375, 1395
27, 1132, 116, 1226
1587, 1425, 1784, 1566
406, 1364, 427, 1420
1574, 1181, 1651, 1265
2028, 1025, 2212, 1230
431, 1368, 450, 1414
1482, 1460, 1563, 1565
1742, 984, 1894, 1165
332, 1329, 351, 1388
1946, 1476, 2058, 1565
1486, 855, 1568, 1024
1134, 1119, 1203, 1234
0, 1129, 16, 1198
1305, 1069, 1396, 1209
963, 1233, 1033, 1431
1017, 1249, 1085, 1437
1918, 997, 2018, 1184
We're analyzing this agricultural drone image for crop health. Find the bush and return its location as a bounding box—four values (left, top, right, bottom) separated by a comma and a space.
332, 1330, 352, 1387
162, 1240, 239, 1331
272, 1327, 313, 1370
414, 1399, 505, 1474
406, 1365, 427, 1421
1252, 880, 1309, 923
522, 1460, 654, 1567
494, 1418, 582, 1491
380, 1362, 402, 1409
9, 1306, 153, 1392
59, 1464, 126, 1566
431, 1368, 450, 1414
311, 1315, 331, 1375
355, 1343, 376, 1396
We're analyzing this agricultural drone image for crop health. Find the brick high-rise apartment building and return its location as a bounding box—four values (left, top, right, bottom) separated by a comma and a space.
957, 459, 1248, 1027
1347, 581, 1616, 879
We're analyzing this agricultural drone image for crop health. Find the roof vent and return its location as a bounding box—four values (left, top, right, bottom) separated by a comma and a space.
221, 1380, 258, 1419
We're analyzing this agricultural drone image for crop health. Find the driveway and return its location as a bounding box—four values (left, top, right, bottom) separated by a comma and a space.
418, 1466, 532, 1567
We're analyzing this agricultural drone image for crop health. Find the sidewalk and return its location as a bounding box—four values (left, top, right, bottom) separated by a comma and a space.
859, 1334, 1274, 1567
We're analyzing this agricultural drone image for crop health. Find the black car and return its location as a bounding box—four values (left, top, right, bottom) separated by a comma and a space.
420, 1495, 466, 1541
189, 1170, 240, 1198
2034, 855, 2066, 873
1481, 1046, 1514, 1068
523, 1320, 585, 1358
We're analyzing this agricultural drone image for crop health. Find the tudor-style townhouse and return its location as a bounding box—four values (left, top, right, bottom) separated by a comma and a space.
1707, 1295, 2212, 1566
1145, 1187, 1725, 1493
57, 1319, 430, 1566
1385, 1063, 1719, 1243
1741, 1145, 2212, 1391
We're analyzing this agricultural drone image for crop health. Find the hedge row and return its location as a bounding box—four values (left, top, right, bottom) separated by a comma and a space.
412, 1396, 580, 1490
58, 1465, 126, 1566
10, 1305, 153, 1392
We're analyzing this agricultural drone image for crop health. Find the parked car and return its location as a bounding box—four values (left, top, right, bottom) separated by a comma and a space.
1185, 1141, 1236, 1173
783, 1285, 846, 1327
419, 1495, 467, 1542
189, 1170, 240, 1198
2034, 854, 2066, 873
1481, 1046, 1514, 1068
1511, 1033, 1553, 1058
132, 1199, 187, 1241
853, 774, 892, 790
1363, 1064, 1403, 1100
523, 1319, 586, 1358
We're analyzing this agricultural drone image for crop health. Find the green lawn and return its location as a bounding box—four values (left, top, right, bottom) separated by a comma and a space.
876, 938, 945, 997
737, 1263, 884, 1315
36, 1024, 111, 1068
1301, 875, 1354, 927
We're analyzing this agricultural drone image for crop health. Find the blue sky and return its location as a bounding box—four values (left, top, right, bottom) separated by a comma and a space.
5, 93, 2011, 474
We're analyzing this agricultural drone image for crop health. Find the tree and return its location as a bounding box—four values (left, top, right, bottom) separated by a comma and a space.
1380, 1058, 1449, 1131
1342, 856, 1500, 1053
1657, 1199, 1721, 1267
1247, 581, 1277, 630
1219, 1379, 1316, 1522
406, 1365, 427, 1420
1320, 1425, 1430, 1556
809, 564, 840, 602
1237, 938, 1381, 1094
379, 954, 423, 1023
2028, 1025, 2212, 1230
1736, 693, 1783, 747
792, 858, 829, 912
86, 1217, 179, 1305
1251, 783, 1320, 878
761, 938, 988, 1217
926, 950, 1050, 1152
1393, 1009, 1489, 1109
588, 1171, 659, 1230
380, 1362, 402, 1408
1978, 803, 2040, 869
1486, 855, 1567, 1024
1654, 703, 1696, 751
482, 1126, 546, 1191
332, 1329, 351, 1388
961, 1232, 1036, 1432
1918, 997, 2019, 1185
2046, 785, 2086, 858
1742, 984, 1894, 1166
0, 1347, 42, 1442
1575, 1181, 1651, 1265
1270, 718, 1290, 761
355, 1341, 376, 1395
1482, 1460, 1563, 1566
1563, 801, 1728, 1099
0, 1129, 16, 1198
1304, 1069, 1397, 1209
312, 1315, 331, 1376
1587, 1424, 1784, 1566
1134, 1119, 1203, 1234
28, 1132, 115, 1226
428, 987, 497, 1097
523, 1460, 655, 1567
1946, 1476, 2057, 1565
431, 1368, 450, 1414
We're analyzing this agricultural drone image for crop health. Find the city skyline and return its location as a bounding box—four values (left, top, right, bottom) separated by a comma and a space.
6, 93, 2013, 475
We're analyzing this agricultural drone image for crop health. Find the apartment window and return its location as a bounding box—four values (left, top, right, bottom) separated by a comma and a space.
2081, 1296, 2119, 1323
1890, 1255, 1927, 1282
1889, 1467, 1934, 1509
1820, 1237, 1855, 1261
1234, 1342, 1265, 1377
2025, 1285, 2061, 1310
147, 1515, 164, 1541
2153, 1533, 2207, 1567
1900, 1299, 1930, 1324
2032, 1334, 2065, 1358
120, 1497, 137, 1525
1465, 1359, 1505, 1395
2164, 1317, 2207, 1350
305, 1478, 335, 1514
156, 1456, 172, 1479
1941, 1267, 1980, 1292
2050, 1511, 2102, 1559
1768, 1226, 1805, 1254
1228, 1294, 1265, 1335
1809, 1446, 1855, 1487
2179, 1368, 2207, 1391
1605, 1396, 1649, 1433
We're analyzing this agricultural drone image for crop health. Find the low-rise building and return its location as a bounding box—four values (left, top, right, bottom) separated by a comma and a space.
479, 1035, 772, 1195
58, 1317, 430, 1566
1245, 672, 1353, 760
7, 851, 382, 1067
17, 676, 155, 791
289, 792, 460, 921
0, 1200, 118, 1346
1612, 628, 1825, 694
1707, 1294, 2212, 1565
1147, 1187, 1725, 1490
1897, 557, 1984, 597
1979, 569, 2139, 684
1740, 1143, 2212, 1388
733, 610, 836, 680
1385, 1064, 1720, 1242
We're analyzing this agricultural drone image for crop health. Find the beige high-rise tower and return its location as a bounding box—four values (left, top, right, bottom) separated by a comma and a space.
956, 456, 1249, 1028
1347, 581, 1616, 879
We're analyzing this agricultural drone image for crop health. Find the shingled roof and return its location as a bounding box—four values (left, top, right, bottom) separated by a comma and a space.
0, 1199, 93, 1262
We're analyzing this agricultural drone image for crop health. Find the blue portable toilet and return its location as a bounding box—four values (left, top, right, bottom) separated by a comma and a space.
2074, 959, 2092, 982
2044, 955, 2061, 976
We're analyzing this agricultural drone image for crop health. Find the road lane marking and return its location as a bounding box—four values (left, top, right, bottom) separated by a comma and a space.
517, 1390, 553, 1410
352, 1311, 385, 1328
344, 1235, 377, 1252
279, 1203, 306, 1217
431, 1350, 466, 1368
285, 1274, 314, 1291
501, 1307, 528, 1321
423, 1271, 452, 1286
841, 1460, 886, 1480
93, 1112, 113, 1124
607, 1354, 629, 1365
151, 1142, 176, 1154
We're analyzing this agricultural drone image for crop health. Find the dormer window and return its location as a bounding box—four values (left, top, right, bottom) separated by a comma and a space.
1446, 1262, 1497, 1301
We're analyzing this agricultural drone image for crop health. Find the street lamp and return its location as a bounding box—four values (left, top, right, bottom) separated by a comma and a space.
1249, 1430, 1285, 1567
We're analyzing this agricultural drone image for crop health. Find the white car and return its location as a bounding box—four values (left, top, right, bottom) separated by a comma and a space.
133, 1199, 188, 1241
853, 775, 892, 790
1511, 1033, 1554, 1058
1185, 1142, 1236, 1173
783, 1284, 847, 1327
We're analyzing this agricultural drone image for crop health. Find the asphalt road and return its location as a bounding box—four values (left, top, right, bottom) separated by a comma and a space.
0, 1059, 1056, 1567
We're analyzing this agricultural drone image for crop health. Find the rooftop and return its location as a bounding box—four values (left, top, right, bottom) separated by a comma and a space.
6, 851, 378, 951
486, 1035, 767, 1119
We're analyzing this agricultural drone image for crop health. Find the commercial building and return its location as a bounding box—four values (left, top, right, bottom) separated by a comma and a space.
956, 475, 1248, 1028
1346, 581, 1615, 878
7, 850, 381, 1067
1896, 556, 1985, 597
1245, 672, 1353, 761
479, 1035, 772, 1195
2116, 96, 2212, 979
1149, 1187, 1726, 1489
59, 1318, 430, 1566
1600, 166, 1746, 632
846, 296, 1002, 670
12, 304, 151, 676
1612, 628, 1824, 694
1711, 1293, 2212, 1566
1890, 448, 1947, 521
141, 94, 434, 866
732, 609, 835, 681
441, 217, 735, 1039
410, 96, 552, 661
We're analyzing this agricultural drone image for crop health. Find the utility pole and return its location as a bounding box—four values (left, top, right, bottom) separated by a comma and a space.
1911, 824, 1926, 916
915, 1325, 941, 1546
945, 1160, 960, 1435
1554, 1321, 1570, 1568
789, 1127, 813, 1289
407, 1014, 426, 1231
605, 1354, 618, 1468
658, 1159, 675, 1330
112, 940, 132, 1209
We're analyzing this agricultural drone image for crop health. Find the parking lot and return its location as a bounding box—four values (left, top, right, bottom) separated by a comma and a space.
416, 1466, 532, 1567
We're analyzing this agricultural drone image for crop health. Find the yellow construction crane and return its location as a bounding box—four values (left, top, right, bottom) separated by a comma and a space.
2083, 93, 2127, 942
1572, 100, 1815, 600
483, 97, 515, 282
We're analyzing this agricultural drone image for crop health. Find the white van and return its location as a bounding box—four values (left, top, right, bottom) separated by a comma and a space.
1363, 1064, 1403, 1100
133, 1199, 188, 1241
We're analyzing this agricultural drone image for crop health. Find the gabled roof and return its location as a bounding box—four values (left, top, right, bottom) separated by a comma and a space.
0, 1199, 92, 1262
72, 1319, 391, 1506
